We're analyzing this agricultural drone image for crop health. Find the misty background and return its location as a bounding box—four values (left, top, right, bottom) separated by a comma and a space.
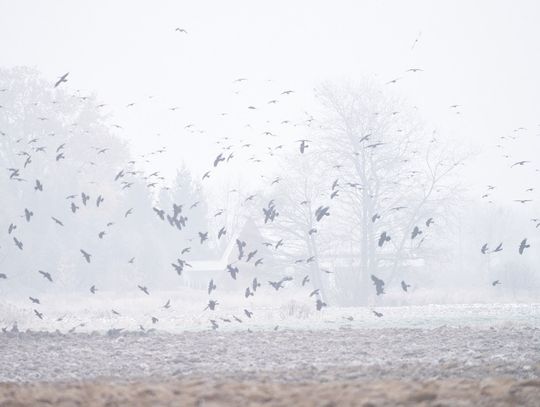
0, 1, 539, 331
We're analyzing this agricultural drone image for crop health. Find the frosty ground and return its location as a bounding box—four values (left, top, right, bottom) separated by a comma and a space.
1, 301, 539, 406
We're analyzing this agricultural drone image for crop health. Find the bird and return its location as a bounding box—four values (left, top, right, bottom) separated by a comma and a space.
492, 243, 503, 253
246, 250, 258, 262
54, 72, 69, 88
175, 27, 187, 33
13, 237, 23, 250
315, 206, 330, 222
34, 179, 43, 191
371, 275, 385, 295
29, 297, 40, 304
481, 243, 489, 254
90, 285, 97, 294
51, 217, 64, 226
199, 231, 208, 244
244, 309, 253, 318
252, 278, 261, 292
227, 264, 239, 279
297, 139, 311, 154
492, 280, 501, 286
34, 309, 44, 320
80, 249, 92, 263
411, 226, 422, 240
316, 299, 327, 311
0, 273, 6, 279
124, 208, 133, 217
245, 287, 254, 298
519, 238, 530, 255
302, 275, 310, 286
213, 153, 225, 167
372, 310, 383, 318
205, 300, 218, 311
426, 218, 434, 227
309, 289, 320, 297
208, 279, 217, 295
24, 208, 33, 222
151, 317, 159, 324
511, 161, 530, 168
38, 270, 53, 282
378, 232, 391, 247
218, 226, 227, 239
138, 285, 150, 295
401, 280, 411, 292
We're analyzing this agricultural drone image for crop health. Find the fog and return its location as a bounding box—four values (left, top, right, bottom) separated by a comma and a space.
0, 2, 539, 405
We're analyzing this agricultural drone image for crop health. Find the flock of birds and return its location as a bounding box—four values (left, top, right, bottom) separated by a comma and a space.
0, 27, 538, 332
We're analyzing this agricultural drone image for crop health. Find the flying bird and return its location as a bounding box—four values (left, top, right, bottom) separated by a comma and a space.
54, 72, 69, 88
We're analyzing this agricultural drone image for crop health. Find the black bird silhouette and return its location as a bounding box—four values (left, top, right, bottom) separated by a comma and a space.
51, 217, 64, 226
511, 161, 530, 168
245, 287, 254, 298
297, 139, 311, 154
519, 238, 530, 255
199, 231, 208, 244
90, 285, 97, 294
218, 226, 227, 239
205, 300, 218, 311
268, 276, 292, 291
29, 296, 40, 304
96, 195, 104, 207
138, 285, 150, 295
213, 153, 225, 167
372, 310, 383, 318
492, 243, 503, 253
81, 192, 90, 206
80, 249, 92, 263
316, 299, 327, 311
38, 270, 53, 282
34, 179, 43, 191
309, 289, 320, 297
34, 309, 44, 320
244, 309, 253, 318
252, 278, 261, 292
124, 208, 133, 217
492, 280, 501, 286
208, 279, 217, 295
411, 226, 422, 240
378, 232, 391, 247
481, 243, 489, 254
315, 206, 330, 222
8, 223, 16, 234
227, 264, 239, 279
371, 274, 385, 295
372, 214, 381, 223
13, 237, 23, 250
0, 273, 7, 279
254, 258, 263, 267
71, 202, 79, 213
426, 218, 434, 227
153, 207, 165, 220
401, 280, 411, 292
302, 275, 310, 286
246, 250, 257, 262
151, 317, 159, 324
54, 72, 69, 88
163, 299, 171, 309
24, 208, 33, 222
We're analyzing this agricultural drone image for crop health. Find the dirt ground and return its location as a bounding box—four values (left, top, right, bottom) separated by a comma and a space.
1, 377, 540, 407
1, 326, 539, 406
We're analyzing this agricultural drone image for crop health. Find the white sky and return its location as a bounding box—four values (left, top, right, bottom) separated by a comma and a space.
1, 0, 539, 199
